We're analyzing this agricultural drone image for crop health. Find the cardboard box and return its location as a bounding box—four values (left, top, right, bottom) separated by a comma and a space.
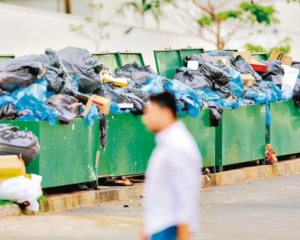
269, 49, 293, 66
241, 74, 255, 87
234, 51, 251, 62
0, 155, 25, 184
77, 94, 111, 115
249, 58, 268, 72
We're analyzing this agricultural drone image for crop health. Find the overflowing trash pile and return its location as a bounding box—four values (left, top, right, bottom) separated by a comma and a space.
102, 50, 299, 127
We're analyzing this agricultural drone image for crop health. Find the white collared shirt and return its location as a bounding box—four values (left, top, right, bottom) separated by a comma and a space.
143, 121, 202, 236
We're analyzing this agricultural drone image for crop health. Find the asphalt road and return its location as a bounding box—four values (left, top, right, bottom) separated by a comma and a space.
0, 174, 300, 240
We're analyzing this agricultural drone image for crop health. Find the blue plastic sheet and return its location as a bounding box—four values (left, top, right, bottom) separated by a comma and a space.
200, 89, 221, 102
265, 81, 284, 101
84, 103, 99, 128
164, 80, 201, 118
218, 99, 239, 109
109, 101, 121, 114
230, 67, 244, 89
141, 76, 164, 95
244, 87, 268, 104
229, 82, 243, 99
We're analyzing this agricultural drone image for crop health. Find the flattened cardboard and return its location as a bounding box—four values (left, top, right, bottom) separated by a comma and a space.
269, 49, 293, 66
0, 155, 25, 184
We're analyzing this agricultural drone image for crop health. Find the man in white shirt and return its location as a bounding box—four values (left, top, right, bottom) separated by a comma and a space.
142, 92, 202, 240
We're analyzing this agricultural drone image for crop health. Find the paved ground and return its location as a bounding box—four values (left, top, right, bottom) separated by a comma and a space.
1, 174, 300, 240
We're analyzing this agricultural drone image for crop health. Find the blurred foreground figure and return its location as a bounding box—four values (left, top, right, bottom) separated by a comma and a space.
142, 92, 202, 240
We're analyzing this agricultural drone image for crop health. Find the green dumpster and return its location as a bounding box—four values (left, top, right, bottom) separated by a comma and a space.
153, 49, 182, 79
216, 105, 266, 171
98, 114, 155, 176
0, 55, 14, 63
268, 100, 300, 156
0, 119, 100, 188
92, 52, 121, 72
119, 52, 145, 66
180, 110, 215, 169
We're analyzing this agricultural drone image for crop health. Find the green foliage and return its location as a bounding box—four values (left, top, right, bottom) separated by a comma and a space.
245, 37, 292, 54
217, 10, 243, 21
240, 2, 279, 25
197, 15, 214, 26
120, 0, 175, 22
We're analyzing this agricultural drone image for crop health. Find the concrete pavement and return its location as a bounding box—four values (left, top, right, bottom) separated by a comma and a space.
0, 173, 300, 240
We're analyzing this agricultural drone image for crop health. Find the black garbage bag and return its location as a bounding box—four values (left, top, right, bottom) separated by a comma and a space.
235, 55, 262, 81
0, 59, 44, 92
58, 47, 103, 94
183, 54, 206, 68
125, 93, 145, 115
174, 67, 213, 89
115, 62, 156, 85
293, 79, 300, 107
47, 94, 82, 123
95, 84, 130, 103
199, 63, 230, 86
208, 102, 223, 127
0, 104, 18, 120
0, 124, 40, 165
126, 88, 150, 102
215, 84, 232, 99
98, 111, 107, 150
209, 50, 236, 65
259, 60, 284, 86
292, 61, 300, 71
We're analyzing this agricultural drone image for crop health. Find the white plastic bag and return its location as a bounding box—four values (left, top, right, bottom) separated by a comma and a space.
281, 65, 299, 100
0, 174, 42, 212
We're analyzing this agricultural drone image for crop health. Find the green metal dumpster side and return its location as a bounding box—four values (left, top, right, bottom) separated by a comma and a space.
251, 53, 268, 61
216, 105, 265, 171
118, 52, 145, 66
180, 48, 204, 64
0, 55, 14, 62
153, 50, 182, 79
180, 110, 215, 168
98, 114, 155, 176
0, 119, 100, 188
268, 100, 300, 156
92, 53, 121, 72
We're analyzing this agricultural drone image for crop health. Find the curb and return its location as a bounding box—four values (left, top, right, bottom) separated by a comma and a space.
2, 159, 300, 216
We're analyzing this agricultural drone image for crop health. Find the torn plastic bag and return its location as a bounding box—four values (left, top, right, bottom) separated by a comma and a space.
208, 102, 223, 127
292, 61, 300, 79
173, 67, 213, 89
98, 111, 107, 150
0, 59, 44, 92
58, 47, 103, 93
264, 88, 278, 103
199, 63, 230, 86
281, 65, 299, 101
183, 54, 205, 68
229, 82, 243, 99
164, 80, 195, 100
47, 94, 78, 107
230, 67, 244, 89
182, 94, 203, 118
235, 55, 262, 81
259, 60, 284, 86
0, 174, 42, 212
109, 101, 121, 114
215, 84, 232, 99
0, 124, 40, 165
141, 75, 166, 95
0, 104, 18, 120
115, 62, 156, 85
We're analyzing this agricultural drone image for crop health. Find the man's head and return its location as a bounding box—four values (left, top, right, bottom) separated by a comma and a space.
142, 92, 177, 133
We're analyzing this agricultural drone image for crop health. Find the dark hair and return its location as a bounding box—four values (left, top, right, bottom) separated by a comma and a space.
150, 92, 177, 118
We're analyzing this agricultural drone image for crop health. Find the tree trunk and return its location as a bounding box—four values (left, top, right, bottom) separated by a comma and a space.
64, 0, 72, 14
216, 20, 222, 50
